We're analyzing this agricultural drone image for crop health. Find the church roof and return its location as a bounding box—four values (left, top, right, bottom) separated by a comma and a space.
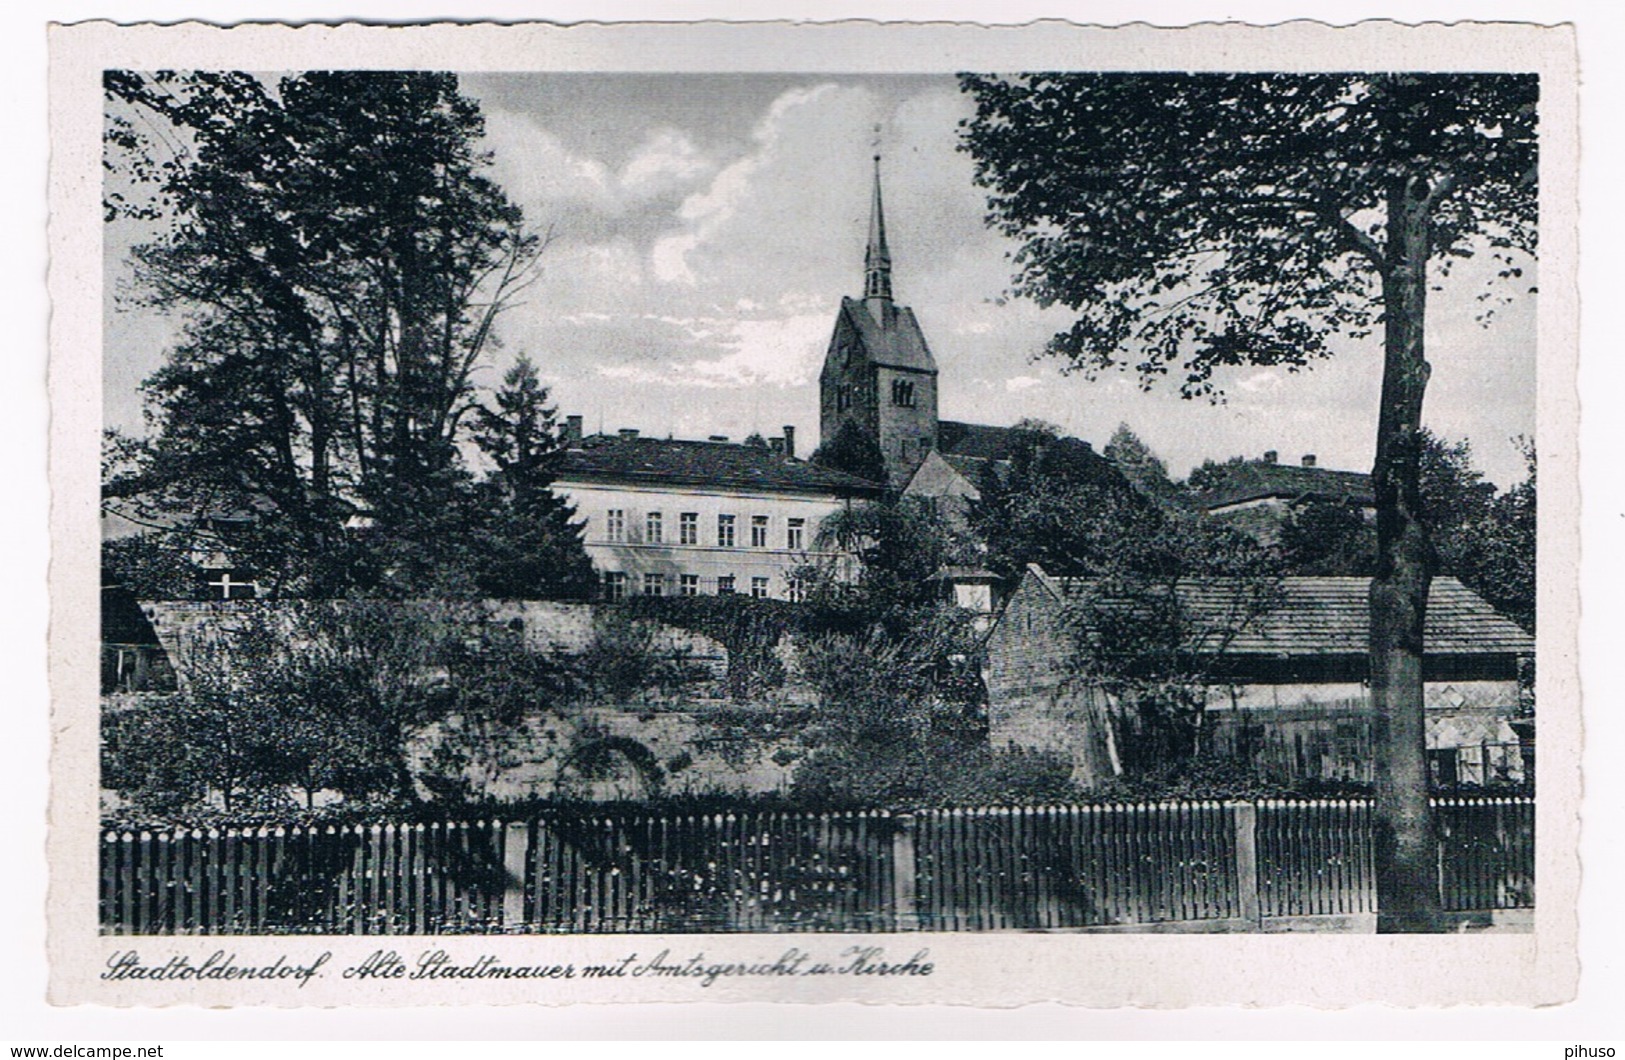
839, 297, 937, 373
937, 420, 1022, 461
546, 433, 887, 497
1194, 460, 1374, 511
1022, 566, 1533, 658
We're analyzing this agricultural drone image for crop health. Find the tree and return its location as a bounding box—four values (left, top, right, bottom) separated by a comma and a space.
1060, 564, 1281, 778
970, 425, 1164, 580
467, 355, 597, 599
103, 71, 543, 596
1184, 455, 1252, 494
1443, 438, 1536, 632
808, 497, 979, 628
1103, 423, 1193, 516
960, 73, 1537, 930
809, 419, 889, 487
1279, 498, 1377, 576
790, 622, 1073, 807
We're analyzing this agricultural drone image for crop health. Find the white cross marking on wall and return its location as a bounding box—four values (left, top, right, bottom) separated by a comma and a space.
207, 572, 252, 599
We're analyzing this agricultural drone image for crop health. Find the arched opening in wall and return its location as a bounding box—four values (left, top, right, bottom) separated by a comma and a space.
554, 736, 665, 802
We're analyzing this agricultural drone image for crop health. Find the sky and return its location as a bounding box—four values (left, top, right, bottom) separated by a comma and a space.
103, 72, 1539, 487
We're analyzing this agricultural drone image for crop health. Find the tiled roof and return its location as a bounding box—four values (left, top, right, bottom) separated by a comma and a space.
841, 296, 936, 373
1028, 567, 1533, 657
546, 434, 887, 496
1194, 462, 1374, 511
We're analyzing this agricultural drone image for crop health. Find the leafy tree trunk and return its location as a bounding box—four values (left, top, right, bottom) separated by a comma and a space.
1370, 174, 1443, 932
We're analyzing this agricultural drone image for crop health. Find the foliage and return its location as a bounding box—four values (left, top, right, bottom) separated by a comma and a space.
100, 601, 582, 814
103, 71, 546, 597
788, 623, 1075, 807
1270, 431, 1534, 631
1090, 755, 1309, 802
809, 418, 889, 487
961, 72, 1538, 927
575, 606, 704, 705
1279, 497, 1378, 576
1446, 439, 1536, 631
466, 356, 597, 599
623, 594, 818, 702
959, 73, 1536, 396
1184, 455, 1253, 494
101, 531, 202, 600
970, 426, 1163, 581
1103, 423, 1194, 516
1060, 561, 1282, 776
803, 496, 981, 633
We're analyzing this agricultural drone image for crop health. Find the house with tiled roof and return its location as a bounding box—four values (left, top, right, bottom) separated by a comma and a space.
545, 424, 885, 601
1192, 450, 1375, 541
986, 564, 1534, 788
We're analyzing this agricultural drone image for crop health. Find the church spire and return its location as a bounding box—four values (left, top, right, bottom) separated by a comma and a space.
864, 152, 893, 308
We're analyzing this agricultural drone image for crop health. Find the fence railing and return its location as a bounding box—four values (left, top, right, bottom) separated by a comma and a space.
100, 797, 1534, 935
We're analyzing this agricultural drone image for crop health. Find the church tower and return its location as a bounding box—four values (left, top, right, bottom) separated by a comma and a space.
818, 153, 940, 487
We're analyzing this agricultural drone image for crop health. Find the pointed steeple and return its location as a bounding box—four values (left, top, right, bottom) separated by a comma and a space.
863, 152, 893, 311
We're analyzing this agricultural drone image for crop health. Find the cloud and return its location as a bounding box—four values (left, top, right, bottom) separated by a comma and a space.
593, 310, 829, 390
1238, 370, 1283, 393
114, 73, 1519, 489
482, 111, 716, 222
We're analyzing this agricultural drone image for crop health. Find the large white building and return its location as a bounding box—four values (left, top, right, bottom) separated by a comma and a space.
547, 424, 883, 601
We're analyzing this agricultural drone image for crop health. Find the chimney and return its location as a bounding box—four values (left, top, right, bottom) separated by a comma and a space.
563, 415, 583, 446
708, 434, 730, 443
769, 437, 785, 454
618, 428, 640, 441
1301, 453, 1317, 468
783, 425, 796, 459
1262, 450, 1278, 464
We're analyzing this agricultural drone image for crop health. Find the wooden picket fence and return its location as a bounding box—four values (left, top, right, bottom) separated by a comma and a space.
100, 797, 1534, 935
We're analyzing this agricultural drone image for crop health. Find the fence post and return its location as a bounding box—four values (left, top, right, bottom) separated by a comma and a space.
892, 813, 918, 932
1232, 801, 1262, 930
502, 820, 530, 932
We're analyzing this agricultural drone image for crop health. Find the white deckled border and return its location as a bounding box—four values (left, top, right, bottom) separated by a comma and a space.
47, 18, 1580, 1008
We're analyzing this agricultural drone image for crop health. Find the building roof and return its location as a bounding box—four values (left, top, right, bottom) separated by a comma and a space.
937, 420, 1020, 462
546, 433, 887, 497
1024, 566, 1533, 657
1194, 461, 1374, 511
839, 296, 937, 373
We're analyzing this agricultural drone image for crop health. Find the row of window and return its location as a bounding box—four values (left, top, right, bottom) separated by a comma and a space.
603, 510, 806, 550
601, 571, 773, 601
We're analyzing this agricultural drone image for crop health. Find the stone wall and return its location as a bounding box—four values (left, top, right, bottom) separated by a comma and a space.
130, 599, 805, 802
411, 704, 800, 801
142, 600, 732, 681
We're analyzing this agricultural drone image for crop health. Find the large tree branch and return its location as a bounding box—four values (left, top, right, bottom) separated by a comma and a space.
1327, 208, 1385, 267
1421, 170, 1459, 216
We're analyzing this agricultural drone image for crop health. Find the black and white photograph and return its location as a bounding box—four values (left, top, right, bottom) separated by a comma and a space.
41, 17, 1587, 1012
